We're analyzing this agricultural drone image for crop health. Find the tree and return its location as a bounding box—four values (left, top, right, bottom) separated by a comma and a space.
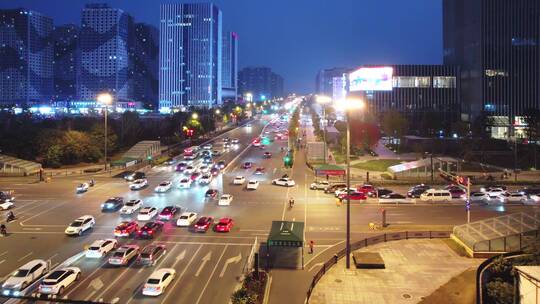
471, 112, 493, 139
44, 145, 63, 168
486, 278, 513, 304
89, 124, 118, 158
119, 111, 142, 147
381, 110, 408, 152
62, 130, 92, 164
523, 108, 540, 169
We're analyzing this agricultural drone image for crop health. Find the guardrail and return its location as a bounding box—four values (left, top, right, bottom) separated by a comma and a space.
305, 230, 452, 303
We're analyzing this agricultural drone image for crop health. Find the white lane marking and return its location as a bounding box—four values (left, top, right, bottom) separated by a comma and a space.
17, 252, 33, 262
47, 253, 59, 262
195, 245, 229, 304
0, 260, 5, 265
308, 262, 324, 272
219, 253, 242, 278
0, 251, 8, 258
161, 244, 203, 303
65, 260, 109, 297
22, 228, 43, 231
172, 249, 187, 268
304, 240, 345, 267
93, 262, 133, 301
195, 251, 212, 277
19, 200, 72, 226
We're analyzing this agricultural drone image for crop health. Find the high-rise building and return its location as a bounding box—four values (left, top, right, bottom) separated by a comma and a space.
52, 24, 79, 104
79, 4, 130, 107
0, 8, 53, 106
238, 66, 284, 101
315, 67, 350, 98
221, 31, 238, 102
159, 3, 222, 111
443, 0, 540, 138
128, 22, 158, 109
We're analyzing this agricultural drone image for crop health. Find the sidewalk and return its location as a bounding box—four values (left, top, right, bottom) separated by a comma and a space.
309, 239, 482, 304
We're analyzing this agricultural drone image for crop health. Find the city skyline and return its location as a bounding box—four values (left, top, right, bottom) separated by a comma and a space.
0, 0, 442, 94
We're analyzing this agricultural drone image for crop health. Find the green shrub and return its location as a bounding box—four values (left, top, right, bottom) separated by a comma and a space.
486, 278, 513, 304
231, 287, 257, 304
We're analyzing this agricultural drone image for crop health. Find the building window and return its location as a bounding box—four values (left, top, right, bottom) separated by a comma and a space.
433, 76, 456, 88
393, 76, 430, 88
485, 70, 508, 77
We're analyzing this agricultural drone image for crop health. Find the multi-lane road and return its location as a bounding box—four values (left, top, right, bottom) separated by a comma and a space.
1, 113, 539, 304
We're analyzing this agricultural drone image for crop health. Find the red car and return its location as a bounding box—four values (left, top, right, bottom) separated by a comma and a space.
338, 192, 367, 201
158, 206, 178, 221
190, 172, 201, 181
357, 184, 375, 196
449, 188, 466, 199
254, 167, 265, 175
137, 221, 164, 239
114, 221, 139, 237
194, 216, 214, 232
214, 218, 234, 232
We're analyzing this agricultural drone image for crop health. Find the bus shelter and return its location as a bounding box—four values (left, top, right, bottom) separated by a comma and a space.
267, 221, 305, 269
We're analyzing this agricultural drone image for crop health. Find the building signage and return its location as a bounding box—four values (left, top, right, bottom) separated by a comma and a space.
349, 67, 393, 91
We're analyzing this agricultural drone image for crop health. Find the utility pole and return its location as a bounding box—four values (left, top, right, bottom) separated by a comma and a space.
345, 110, 351, 269
467, 179, 471, 223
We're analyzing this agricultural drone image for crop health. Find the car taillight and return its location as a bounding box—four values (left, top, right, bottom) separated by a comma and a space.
148, 230, 153, 234
138, 230, 142, 233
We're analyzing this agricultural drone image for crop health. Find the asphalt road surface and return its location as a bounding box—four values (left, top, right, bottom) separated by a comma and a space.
1, 114, 539, 304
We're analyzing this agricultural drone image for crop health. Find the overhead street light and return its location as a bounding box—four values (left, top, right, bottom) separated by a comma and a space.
97, 93, 113, 173
316, 95, 332, 163
192, 112, 199, 120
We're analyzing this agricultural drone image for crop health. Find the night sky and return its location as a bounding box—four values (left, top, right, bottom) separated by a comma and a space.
1, 0, 442, 94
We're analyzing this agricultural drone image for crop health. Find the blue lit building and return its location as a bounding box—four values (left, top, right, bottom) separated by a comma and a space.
128, 22, 158, 109
0, 8, 53, 106
159, 3, 222, 112
52, 24, 79, 104
78, 4, 132, 108
222, 31, 238, 102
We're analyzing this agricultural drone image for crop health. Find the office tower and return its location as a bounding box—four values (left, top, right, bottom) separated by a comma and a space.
0, 8, 53, 106
222, 31, 238, 102
52, 24, 79, 104
315, 67, 350, 98
239, 66, 284, 101
128, 22, 158, 109
159, 3, 222, 111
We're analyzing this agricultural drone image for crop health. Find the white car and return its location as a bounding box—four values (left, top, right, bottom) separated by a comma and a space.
233, 176, 246, 185
199, 174, 213, 184
246, 180, 259, 190
335, 188, 357, 198
0, 200, 14, 210
179, 178, 192, 189
1, 259, 48, 295
199, 165, 210, 173
142, 268, 176, 296
486, 188, 507, 196
76, 183, 89, 193
184, 166, 196, 174
487, 194, 507, 205
85, 239, 118, 258
65, 215, 95, 236
37, 267, 81, 295
272, 178, 296, 187
469, 192, 489, 203
218, 194, 233, 206
508, 192, 527, 203
310, 181, 330, 190
176, 212, 198, 227
202, 143, 213, 150
120, 199, 143, 215
154, 181, 172, 193
231, 138, 240, 144
137, 207, 158, 221
130, 179, 148, 190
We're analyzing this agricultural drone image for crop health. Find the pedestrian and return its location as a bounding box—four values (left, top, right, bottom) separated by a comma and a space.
309, 240, 314, 254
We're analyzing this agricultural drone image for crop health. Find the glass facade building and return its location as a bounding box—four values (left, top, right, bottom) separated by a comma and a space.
0, 8, 53, 106
128, 22, 158, 109
315, 67, 350, 98
221, 31, 238, 102
52, 24, 79, 103
238, 66, 284, 101
159, 3, 222, 111
443, 0, 540, 137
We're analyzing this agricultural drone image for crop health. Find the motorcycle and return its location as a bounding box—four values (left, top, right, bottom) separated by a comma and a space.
6, 213, 15, 222
0, 225, 7, 236
89, 179, 95, 187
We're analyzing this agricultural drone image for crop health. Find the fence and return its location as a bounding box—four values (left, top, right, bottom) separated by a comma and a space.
305, 231, 451, 303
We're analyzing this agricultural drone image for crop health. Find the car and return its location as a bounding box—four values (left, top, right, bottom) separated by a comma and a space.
175, 162, 188, 172
217, 160, 226, 169
214, 218, 234, 232
444, 184, 462, 191
65, 215, 95, 236
507, 192, 528, 203
114, 221, 139, 237
190, 172, 201, 181
0, 200, 14, 210
246, 180, 259, 190
378, 193, 410, 204
223, 137, 230, 143
407, 184, 431, 198
486, 188, 507, 196
176, 212, 198, 227
37, 267, 81, 295
263, 152, 272, 159
420, 189, 452, 202
0, 191, 15, 202
480, 185, 508, 192
324, 183, 347, 194
243, 162, 253, 169
1, 259, 48, 295
202, 143, 212, 150
233, 176, 246, 185
487, 194, 507, 205
205, 189, 219, 199
76, 183, 89, 193
199, 173, 213, 184
137, 221, 164, 239
339, 191, 367, 201
137, 207, 158, 221
272, 178, 295, 187
179, 178, 192, 189
138, 244, 167, 266
218, 194, 233, 206
254, 167, 265, 175
142, 268, 176, 296
203, 156, 213, 164
231, 138, 240, 144
158, 206, 179, 221
212, 150, 221, 157
335, 188, 357, 198
155, 181, 172, 193
184, 166, 196, 174
85, 239, 118, 258
370, 188, 393, 198
194, 216, 214, 232
120, 199, 143, 215
108, 245, 140, 266
101, 197, 124, 212
310, 180, 330, 190
357, 184, 376, 196
449, 188, 467, 199
469, 192, 489, 203
130, 179, 148, 190
199, 165, 210, 174
124, 171, 145, 181
223, 142, 231, 149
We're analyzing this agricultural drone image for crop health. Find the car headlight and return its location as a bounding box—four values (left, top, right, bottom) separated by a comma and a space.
2, 289, 10, 295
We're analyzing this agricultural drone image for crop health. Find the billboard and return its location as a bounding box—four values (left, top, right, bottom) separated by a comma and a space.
349, 67, 393, 91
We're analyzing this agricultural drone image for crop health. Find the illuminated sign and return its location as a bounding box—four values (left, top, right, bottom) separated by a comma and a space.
349, 67, 393, 91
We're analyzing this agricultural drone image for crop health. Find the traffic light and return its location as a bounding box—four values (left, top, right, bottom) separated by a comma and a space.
262, 137, 271, 145
184, 128, 194, 138
283, 153, 293, 168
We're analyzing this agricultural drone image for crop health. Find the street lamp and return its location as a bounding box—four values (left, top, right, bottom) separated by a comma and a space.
316, 95, 332, 164
192, 112, 199, 120
338, 97, 365, 269
215, 109, 221, 115
97, 93, 113, 172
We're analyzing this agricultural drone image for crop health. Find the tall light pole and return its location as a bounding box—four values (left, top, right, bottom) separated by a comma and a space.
97, 93, 113, 172
316, 95, 332, 164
